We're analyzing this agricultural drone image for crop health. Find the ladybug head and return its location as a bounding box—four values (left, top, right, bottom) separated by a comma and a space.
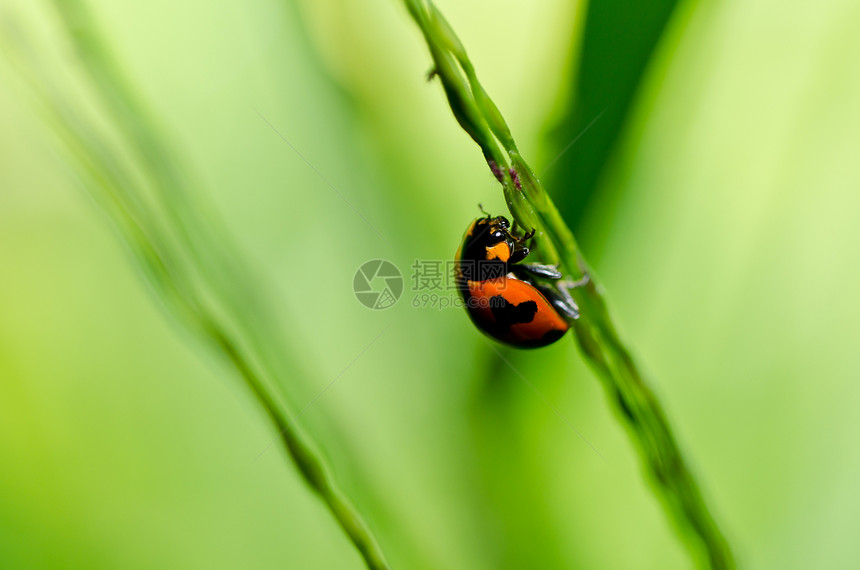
460, 215, 529, 265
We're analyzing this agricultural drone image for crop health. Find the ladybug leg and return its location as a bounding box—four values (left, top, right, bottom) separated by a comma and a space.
536, 274, 590, 322
555, 274, 591, 319
532, 282, 581, 321
557, 274, 591, 293
511, 221, 535, 242
551, 295, 581, 321
508, 246, 530, 264
513, 263, 562, 280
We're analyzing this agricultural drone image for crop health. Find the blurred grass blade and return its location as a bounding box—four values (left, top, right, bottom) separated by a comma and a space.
545, 0, 680, 231
3, 2, 390, 568
403, 1, 734, 568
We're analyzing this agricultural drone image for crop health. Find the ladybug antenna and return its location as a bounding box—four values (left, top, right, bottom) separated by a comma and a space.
477, 203, 491, 218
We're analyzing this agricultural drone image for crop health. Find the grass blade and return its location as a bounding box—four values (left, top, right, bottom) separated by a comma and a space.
544, 0, 681, 230
402, 1, 734, 567
3, 2, 390, 568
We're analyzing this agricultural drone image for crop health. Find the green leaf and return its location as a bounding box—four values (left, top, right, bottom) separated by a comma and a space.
544, 0, 680, 232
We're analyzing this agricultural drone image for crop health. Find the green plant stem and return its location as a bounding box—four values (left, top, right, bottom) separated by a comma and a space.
4, 3, 390, 568
404, 1, 734, 568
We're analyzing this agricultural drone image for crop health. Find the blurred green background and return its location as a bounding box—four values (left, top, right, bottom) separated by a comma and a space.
2, 0, 859, 568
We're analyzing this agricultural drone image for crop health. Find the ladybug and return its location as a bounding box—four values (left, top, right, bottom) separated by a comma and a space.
454, 211, 585, 348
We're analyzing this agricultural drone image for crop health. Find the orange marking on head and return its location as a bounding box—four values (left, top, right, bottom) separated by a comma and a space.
485, 242, 511, 262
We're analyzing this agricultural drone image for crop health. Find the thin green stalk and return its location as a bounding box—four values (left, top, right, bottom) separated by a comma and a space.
403, 1, 735, 568
3, 4, 389, 568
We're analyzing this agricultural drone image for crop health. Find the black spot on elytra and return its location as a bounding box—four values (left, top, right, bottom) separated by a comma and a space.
490, 296, 538, 328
